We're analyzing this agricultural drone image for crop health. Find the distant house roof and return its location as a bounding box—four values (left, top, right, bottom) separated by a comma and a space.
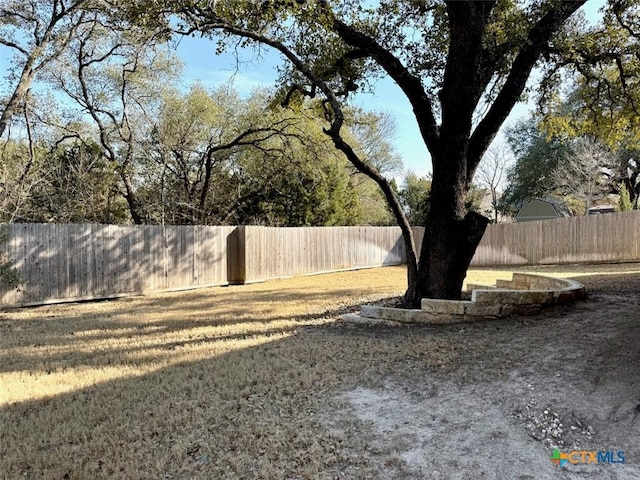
515, 199, 563, 223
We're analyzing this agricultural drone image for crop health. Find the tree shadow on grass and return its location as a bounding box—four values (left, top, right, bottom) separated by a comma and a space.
0, 315, 461, 479
2, 271, 640, 479
0, 288, 373, 375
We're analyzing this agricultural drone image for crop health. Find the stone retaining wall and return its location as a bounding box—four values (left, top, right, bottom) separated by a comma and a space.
343, 273, 586, 325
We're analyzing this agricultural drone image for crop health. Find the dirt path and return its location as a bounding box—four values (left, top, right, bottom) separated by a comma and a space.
321, 266, 640, 479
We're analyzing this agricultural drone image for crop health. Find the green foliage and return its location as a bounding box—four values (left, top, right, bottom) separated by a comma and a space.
500, 118, 571, 212
249, 156, 365, 226
0, 140, 38, 222
0, 138, 128, 224
34, 142, 127, 223
502, 117, 623, 216
619, 183, 633, 212
0, 230, 21, 290
0, 0, 404, 229
2, 71, 395, 227
538, 3, 640, 152
398, 173, 431, 226
534, 2, 640, 213
398, 172, 486, 225
351, 179, 395, 226
465, 185, 487, 214
126, 84, 395, 227
536, 79, 640, 211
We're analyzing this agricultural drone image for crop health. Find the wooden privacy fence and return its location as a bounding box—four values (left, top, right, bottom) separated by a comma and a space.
471, 211, 640, 266
0, 224, 416, 307
0, 224, 235, 307
1, 213, 639, 307
228, 226, 422, 283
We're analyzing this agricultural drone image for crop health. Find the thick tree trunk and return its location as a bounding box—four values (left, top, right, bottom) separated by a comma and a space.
398, 2, 492, 306
410, 209, 488, 306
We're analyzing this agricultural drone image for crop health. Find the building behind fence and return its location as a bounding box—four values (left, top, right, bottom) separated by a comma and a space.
1, 211, 638, 307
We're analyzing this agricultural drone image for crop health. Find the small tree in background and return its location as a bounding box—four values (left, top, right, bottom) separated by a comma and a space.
476, 144, 512, 223
0, 230, 21, 290
554, 138, 615, 215
398, 173, 431, 227
501, 119, 571, 214
619, 183, 633, 212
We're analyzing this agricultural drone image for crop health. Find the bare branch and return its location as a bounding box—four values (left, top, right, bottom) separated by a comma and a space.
316, 0, 440, 153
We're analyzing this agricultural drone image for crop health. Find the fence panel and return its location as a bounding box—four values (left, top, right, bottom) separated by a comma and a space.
471, 211, 640, 266
232, 225, 408, 283
0, 224, 235, 307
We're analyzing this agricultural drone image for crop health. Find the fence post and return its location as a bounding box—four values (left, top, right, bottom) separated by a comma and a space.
226, 226, 247, 284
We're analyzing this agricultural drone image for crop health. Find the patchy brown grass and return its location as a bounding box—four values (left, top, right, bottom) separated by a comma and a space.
1, 263, 638, 479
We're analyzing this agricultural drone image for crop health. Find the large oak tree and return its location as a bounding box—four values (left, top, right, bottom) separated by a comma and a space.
127, 0, 592, 304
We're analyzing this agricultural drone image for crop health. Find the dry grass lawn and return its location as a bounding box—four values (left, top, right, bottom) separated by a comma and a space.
1, 264, 638, 479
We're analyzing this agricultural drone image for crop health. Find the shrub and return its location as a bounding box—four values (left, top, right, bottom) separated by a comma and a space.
0, 230, 22, 290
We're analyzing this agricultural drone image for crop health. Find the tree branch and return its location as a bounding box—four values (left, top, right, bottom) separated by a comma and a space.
176, 10, 419, 294
316, 0, 440, 153
467, 0, 587, 183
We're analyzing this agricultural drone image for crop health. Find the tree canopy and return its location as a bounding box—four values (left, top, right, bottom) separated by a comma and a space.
0, 82, 394, 225
501, 118, 572, 213
1, 1, 399, 226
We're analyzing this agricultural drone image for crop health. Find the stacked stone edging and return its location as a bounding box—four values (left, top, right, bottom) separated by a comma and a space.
343, 273, 585, 325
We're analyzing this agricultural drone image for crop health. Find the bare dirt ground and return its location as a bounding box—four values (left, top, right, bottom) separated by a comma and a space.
1, 263, 639, 479
326, 263, 640, 479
